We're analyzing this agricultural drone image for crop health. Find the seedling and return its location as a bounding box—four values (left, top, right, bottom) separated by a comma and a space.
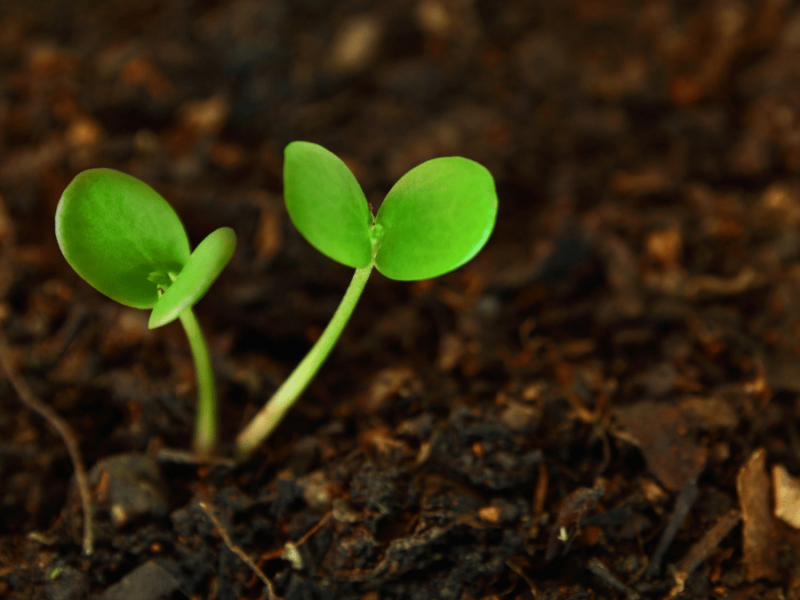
55, 169, 236, 456
235, 141, 498, 459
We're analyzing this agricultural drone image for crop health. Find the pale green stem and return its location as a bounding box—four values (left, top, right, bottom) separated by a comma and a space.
179, 307, 217, 456
235, 263, 374, 461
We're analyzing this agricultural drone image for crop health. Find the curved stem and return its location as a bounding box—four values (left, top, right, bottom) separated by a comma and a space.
179, 307, 217, 456
235, 264, 374, 461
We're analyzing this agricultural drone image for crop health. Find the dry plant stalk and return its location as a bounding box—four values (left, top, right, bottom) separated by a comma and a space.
0, 335, 94, 555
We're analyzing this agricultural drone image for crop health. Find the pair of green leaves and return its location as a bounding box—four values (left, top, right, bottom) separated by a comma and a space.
284, 142, 497, 281
55, 168, 236, 328
55, 142, 498, 459
234, 143, 497, 459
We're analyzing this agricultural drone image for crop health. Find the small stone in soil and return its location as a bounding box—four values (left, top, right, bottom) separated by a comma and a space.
95, 560, 181, 600
88, 454, 169, 528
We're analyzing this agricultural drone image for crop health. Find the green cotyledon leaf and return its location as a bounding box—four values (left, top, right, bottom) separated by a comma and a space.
284, 141, 373, 268
55, 168, 190, 308
149, 227, 237, 328
374, 157, 498, 281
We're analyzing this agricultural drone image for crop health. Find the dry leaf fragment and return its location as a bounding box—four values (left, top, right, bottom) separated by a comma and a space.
614, 400, 707, 492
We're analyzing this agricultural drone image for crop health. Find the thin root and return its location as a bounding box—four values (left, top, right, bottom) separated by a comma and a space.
0, 333, 94, 555
199, 500, 280, 600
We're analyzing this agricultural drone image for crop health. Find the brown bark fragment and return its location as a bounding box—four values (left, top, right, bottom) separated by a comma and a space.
737, 448, 779, 582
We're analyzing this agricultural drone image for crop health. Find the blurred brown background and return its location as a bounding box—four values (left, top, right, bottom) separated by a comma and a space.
3, 1, 800, 598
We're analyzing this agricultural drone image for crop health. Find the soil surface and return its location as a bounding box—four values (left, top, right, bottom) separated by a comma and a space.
2, 1, 800, 598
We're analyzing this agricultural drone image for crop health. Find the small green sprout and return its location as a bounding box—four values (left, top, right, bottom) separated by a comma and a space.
55, 168, 236, 456
235, 142, 498, 459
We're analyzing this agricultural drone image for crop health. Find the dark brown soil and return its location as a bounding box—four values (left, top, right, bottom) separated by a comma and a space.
2, 1, 800, 598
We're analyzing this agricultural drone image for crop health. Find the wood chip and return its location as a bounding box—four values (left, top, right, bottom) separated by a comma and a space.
773, 464, 800, 529
737, 448, 779, 582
